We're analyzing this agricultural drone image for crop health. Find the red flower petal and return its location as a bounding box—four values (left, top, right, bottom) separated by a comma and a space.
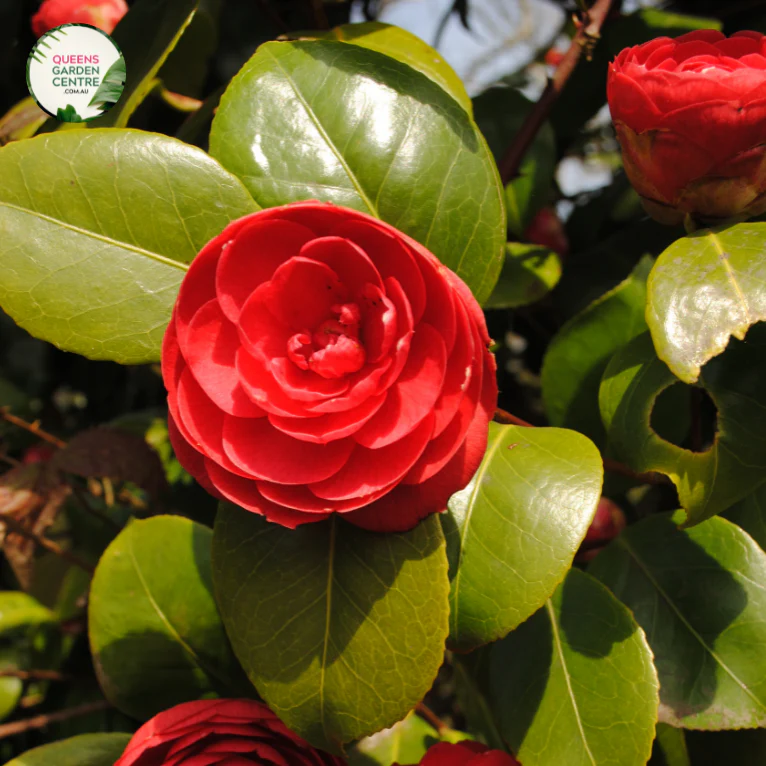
299, 236, 384, 298
332, 220, 427, 323
221, 416, 354, 484
674, 29, 725, 45
166, 415, 219, 498
354, 323, 447, 449
216, 218, 315, 322
269, 391, 386, 444
310, 413, 434, 501
204, 462, 330, 528
182, 300, 264, 417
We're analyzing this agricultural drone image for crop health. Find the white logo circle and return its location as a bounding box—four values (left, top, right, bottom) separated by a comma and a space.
27, 24, 126, 122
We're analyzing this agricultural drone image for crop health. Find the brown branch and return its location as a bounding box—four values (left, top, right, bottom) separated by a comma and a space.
0, 513, 94, 574
0, 410, 65, 449
416, 702, 448, 734
495, 408, 670, 485
0, 669, 69, 681
498, 0, 615, 185
494, 408, 534, 428
0, 700, 109, 740
602, 458, 670, 486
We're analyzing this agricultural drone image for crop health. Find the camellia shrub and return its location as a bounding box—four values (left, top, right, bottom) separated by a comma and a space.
0, 1, 765, 765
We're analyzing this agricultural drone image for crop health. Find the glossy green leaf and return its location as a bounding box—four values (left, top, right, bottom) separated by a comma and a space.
489, 568, 658, 766
301, 22, 471, 115
444, 422, 603, 651
647, 223, 766, 383
91, 0, 198, 128
600, 330, 766, 526
542, 256, 652, 446
212, 506, 449, 753
0, 592, 55, 634
724, 483, 766, 552
590, 511, 766, 729
0, 129, 257, 364
473, 88, 556, 238
89, 516, 247, 720
484, 243, 561, 309
6, 733, 132, 766
209, 40, 505, 304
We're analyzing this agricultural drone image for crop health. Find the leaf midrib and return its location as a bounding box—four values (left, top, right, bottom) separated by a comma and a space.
545, 599, 598, 766
126, 529, 233, 691
0, 200, 189, 272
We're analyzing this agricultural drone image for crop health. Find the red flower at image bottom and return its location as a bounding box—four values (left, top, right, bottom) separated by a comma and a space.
403, 741, 521, 766
114, 698, 346, 765
163, 202, 497, 532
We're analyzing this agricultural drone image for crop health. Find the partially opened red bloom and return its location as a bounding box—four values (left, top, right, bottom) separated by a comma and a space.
163, 202, 496, 532
32, 0, 128, 36
608, 30, 766, 224
115, 699, 346, 765
402, 741, 520, 766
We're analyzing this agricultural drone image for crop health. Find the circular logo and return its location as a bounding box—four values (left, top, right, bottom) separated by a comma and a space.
27, 24, 126, 122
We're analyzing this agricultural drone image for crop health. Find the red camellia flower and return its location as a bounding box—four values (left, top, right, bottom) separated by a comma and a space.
115, 699, 346, 765
32, 0, 128, 36
402, 741, 521, 766
608, 30, 766, 224
163, 202, 496, 532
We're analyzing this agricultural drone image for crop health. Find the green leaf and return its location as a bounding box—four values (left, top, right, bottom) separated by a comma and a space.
5, 733, 132, 766
349, 713, 438, 766
88, 58, 127, 109
590, 511, 766, 729
724, 483, 766, 551
599, 330, 766, 526
542, 255, 652, 446
473, 88, 556, 238
0, 129, 257, 364
647, 223, 766, 384
488, 569, 658, 766
651, 724, 690, 766
453, 651, 507, 753
56, 105, 83, 123
301, 23, 472, 115
209, 40, 505, 304
0, 592, 55, 634
88, 516, 247, 720
0, 97, 47, 143
212, 506, 450, 753
444, 422, 603, 651
90, 0, 198, 128
484, 243, 561, 310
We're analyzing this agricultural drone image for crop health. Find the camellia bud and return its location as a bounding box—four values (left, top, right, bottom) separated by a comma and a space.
523, 208, 569, 257
32, 0, 128, 37
576, 497, 626, 563
608, 30, 766, 225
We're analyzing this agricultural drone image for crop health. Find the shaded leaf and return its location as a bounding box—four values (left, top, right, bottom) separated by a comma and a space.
89, 516, 247, 720
724, 483, 766, 552
212, 506, 449, 753
599, 330, 766, 526
0, 98, 47, 145
489, 569, 658, 766
542, 255, 652, 446
590, 511, 766, 729
52, 427, 167, 500
0, 129, 257, 363
6, 733, 132, 766
209, 40, 505, 304
647, 223, 766, 383
445, 422, 602, 651
484, 243, 561, 310
90, 0, 198, 128
650, 724, 690, 766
